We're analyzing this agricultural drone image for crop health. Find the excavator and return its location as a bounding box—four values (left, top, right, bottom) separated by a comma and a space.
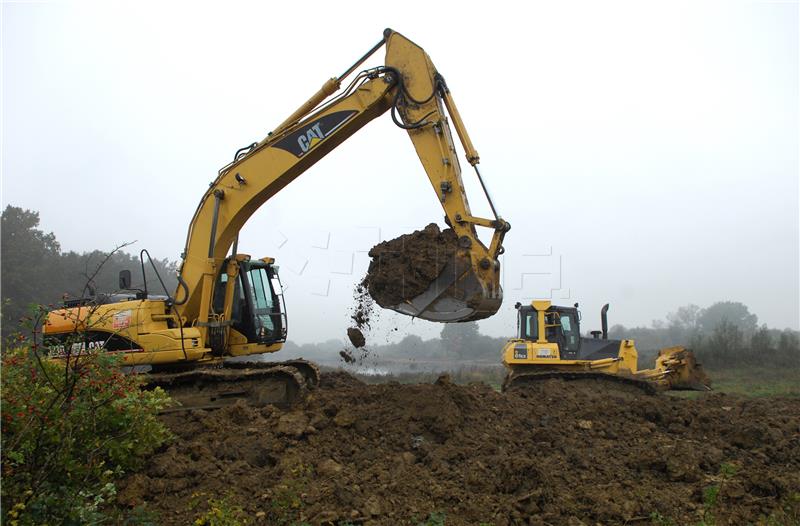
501, 300, 711, 393
43, 29, 509, 409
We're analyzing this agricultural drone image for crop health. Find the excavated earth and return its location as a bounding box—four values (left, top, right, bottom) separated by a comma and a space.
120, 374, 800, 525
365, 223, 459, 308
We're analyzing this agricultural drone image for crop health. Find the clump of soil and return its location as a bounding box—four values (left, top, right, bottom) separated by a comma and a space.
341, 281, 377, 365
365, 223, 458, 308
122, 376, 800, 525
346, 328, 365, 348
338, 350, 356, 364
350, 279, 374, 330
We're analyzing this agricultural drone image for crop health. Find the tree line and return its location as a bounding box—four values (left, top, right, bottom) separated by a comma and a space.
1, 205, 177, 340
609, 301, 799, 369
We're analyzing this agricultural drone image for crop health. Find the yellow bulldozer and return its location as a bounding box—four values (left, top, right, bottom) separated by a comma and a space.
502, 300, 711, 393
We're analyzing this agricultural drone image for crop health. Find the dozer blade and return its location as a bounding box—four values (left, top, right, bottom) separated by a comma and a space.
648, 347, 712, 391
147, 360, 320, 413
385, 254, 501, 322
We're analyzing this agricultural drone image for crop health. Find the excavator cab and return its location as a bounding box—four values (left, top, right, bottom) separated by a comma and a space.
212, 256, 287, 346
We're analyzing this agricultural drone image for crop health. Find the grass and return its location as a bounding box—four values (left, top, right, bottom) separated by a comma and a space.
668, 366, 800, 398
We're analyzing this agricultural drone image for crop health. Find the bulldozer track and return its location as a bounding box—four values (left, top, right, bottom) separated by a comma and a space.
147, 360, 321, 413
502, 370, 659, 395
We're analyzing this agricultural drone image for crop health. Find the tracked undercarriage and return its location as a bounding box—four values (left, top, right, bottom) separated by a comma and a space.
503, 370, 659, 394
147, 359, 320, 413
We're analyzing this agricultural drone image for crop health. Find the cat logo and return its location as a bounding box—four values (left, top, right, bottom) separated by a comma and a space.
297, 123, 324, 153
272, 110, 358, 158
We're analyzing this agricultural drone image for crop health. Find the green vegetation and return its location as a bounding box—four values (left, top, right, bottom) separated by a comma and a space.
189, 494, 251, 526
1, 343, 172, 525
262, 463, 313, 525
694, 463, 738, 526
415, 511, 446, 526
706, 367, 800, 397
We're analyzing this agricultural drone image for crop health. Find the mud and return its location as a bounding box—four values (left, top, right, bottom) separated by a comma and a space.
121, 375, 800, 525
346, 328, 365, 349
365, 223, 458, 308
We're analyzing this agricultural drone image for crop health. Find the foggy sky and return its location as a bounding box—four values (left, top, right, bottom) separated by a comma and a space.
3, 0, 798, 344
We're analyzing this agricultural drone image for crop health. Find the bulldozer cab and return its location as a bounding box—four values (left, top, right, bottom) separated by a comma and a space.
517, 303, 581, 358
212, 257, 287, 345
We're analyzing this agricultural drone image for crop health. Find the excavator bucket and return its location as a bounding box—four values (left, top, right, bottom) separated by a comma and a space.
649, 346, 712, 391
382, 253, 502, 322
365, 223, 504, 323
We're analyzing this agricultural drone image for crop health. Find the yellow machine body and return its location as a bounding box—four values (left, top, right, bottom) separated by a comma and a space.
502, 300, 710, 391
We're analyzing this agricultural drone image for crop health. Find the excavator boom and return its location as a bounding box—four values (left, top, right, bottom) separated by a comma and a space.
176, 28, 507, 335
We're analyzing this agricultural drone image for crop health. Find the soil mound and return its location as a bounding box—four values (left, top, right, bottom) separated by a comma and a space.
365, 223, 458, 308
121, 376, 800, 525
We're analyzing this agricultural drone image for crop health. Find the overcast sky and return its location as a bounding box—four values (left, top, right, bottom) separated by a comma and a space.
3, 0, 798, 345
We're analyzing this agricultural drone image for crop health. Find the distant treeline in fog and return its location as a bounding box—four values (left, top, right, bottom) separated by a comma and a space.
1, 205, 177, 340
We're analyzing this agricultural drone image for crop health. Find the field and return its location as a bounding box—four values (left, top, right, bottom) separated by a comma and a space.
119, 368, 800, 525
351, 365, 800, 398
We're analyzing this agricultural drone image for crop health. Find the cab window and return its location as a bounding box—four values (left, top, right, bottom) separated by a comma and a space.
519, 311, 539, 340
560, 313, 580, 352
247, 266, 276, 337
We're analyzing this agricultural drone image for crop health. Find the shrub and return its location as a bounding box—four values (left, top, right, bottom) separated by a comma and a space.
1, 344, 172, 525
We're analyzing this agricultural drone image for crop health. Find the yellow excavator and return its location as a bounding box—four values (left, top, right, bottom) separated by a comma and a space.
44, 29, 509, 408
501, 300, 711, 393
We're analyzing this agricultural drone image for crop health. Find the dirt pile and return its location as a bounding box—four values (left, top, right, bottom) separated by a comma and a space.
365, 223, 458, 308
121, 375, 800, 525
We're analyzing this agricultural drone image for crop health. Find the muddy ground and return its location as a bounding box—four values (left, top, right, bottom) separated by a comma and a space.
121, 374, 800, 525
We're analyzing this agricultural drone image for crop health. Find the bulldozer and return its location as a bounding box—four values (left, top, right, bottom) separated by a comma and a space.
42, 29, 510, 410
501, 300, 711, 393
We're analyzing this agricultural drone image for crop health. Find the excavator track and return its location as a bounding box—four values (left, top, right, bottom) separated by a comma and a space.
147, 360, 321, 413
502, 370, 659, 395
222, 359, 321, 389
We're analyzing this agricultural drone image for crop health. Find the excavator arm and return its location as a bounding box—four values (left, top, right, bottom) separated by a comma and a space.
176, 28, 509, 335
